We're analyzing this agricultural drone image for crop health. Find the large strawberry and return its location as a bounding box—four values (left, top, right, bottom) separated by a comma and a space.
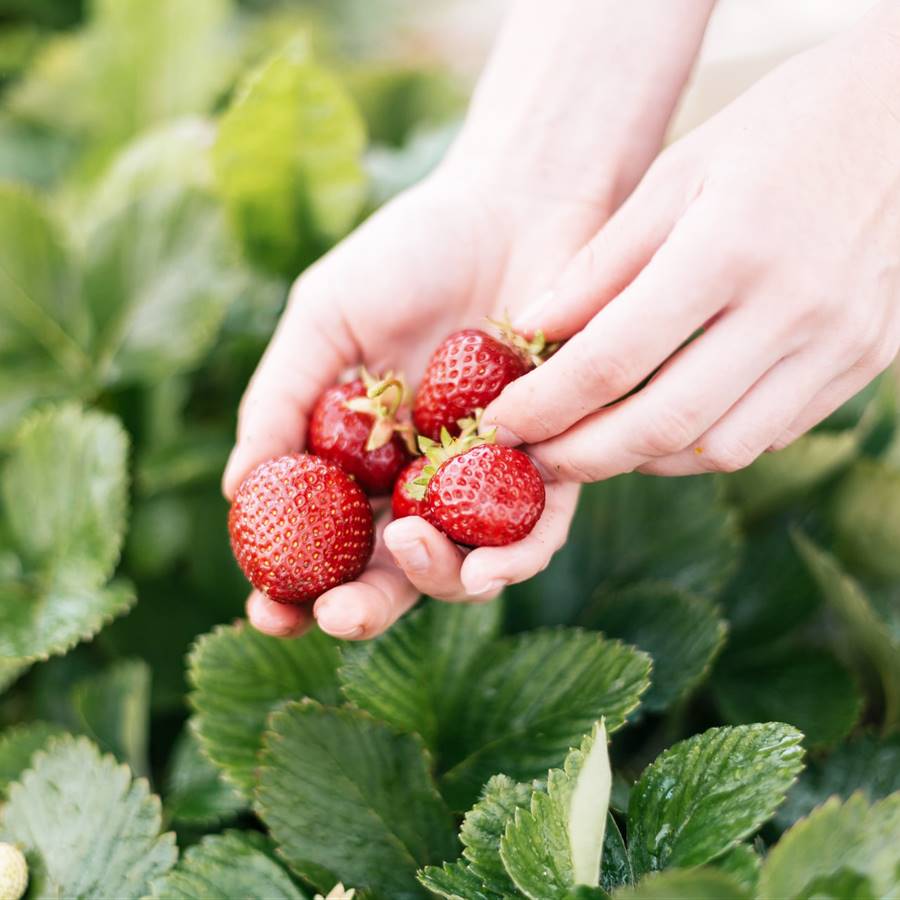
408, 428, 545, 546
391, 456, 428, 518
309, 369, 414, 495
412, 320, 553, 440
229, 454, 374, 603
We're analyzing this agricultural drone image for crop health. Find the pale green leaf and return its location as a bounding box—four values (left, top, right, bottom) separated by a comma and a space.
82, 184, 245, 386
164, 727, 245, 827
794, 869, 877, 900
256, 701, 456, 898
0, 735, 176, 898
147, 831, 307, 900
71, 658, 151, 777
759, 793, 900, 900
724, 430, 858, 519
612, 869, 749, 900
586, 583, 726, 711
439, 630, 650, 810
628, 723, 805, 876
510, 475, 740, 627
831, 459, 900, 582
340, 598, 502, 748
214, 38, 367, 276
776, 732, 900, 830
501, 722, 611, 899
0, 722, 65, 797
0, 659, 28, 694
712, 844, 760, 895
794, 532, 900, 730
189, 622, 342, 796
712, 647, 862, 749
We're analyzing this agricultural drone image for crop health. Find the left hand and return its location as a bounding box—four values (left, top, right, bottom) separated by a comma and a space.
483, 8, 900, 480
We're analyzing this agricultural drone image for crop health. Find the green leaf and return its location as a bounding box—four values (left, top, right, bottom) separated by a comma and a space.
712, 647, 862, 749
459, 774, 533, 897
0, 659, 28, 694
793, 869, 877, 900
214, 38, 367, 276
2, 403, 128, 582
71, 658, 151, 777
627, 723, 805, 876
418, 860, 501, 900
612, 869, 749, 900
776, 731, 900, 831
439, 630, 651, 810
256, 702, 457, 898
10, 0, 234, 155
0, 722, 65, 797
0, 735, 176, 898
723, 430, 858, 519
509, 475, 740, 628
147, 831, 308, 900
831, 459, 900, 582
82, 184, 245, 386
585, 582, 726, 711
189, 622, 342, 796
340, 598, 502, 748
500, 721, 611, 899
0, 183, 88, 426
759, 793, 900, 900
712, 845, 760, 895
164, 727, 246, 827
794, 532, 900, 730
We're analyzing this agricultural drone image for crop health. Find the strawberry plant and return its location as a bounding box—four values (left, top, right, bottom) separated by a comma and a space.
1, 1, 899, 898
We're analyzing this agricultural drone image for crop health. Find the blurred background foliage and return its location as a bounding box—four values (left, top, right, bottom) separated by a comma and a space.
0, 0, 898, 892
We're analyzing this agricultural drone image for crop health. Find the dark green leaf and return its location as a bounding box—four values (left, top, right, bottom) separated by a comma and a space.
711, 845, 760, 895
256, 702, 456, 898
148, 830, 308, 900
585, 582, 726, 711
71, 658, 151, 776
439, 630, 650, 810
0, 721, 65, 797
628, 724, 804, 876
189, 622, 342, 797
0, 735, 176, 898
712, 647, 862, 749
340, 598, 502, 748
759, 793, 900, 899
418, 860, 501, 900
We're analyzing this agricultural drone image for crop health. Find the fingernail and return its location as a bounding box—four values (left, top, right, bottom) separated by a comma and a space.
491, 426, 522, 447
390, 539, 430, 573
465, 578, 506, 597
316, 598, 366, 638
514, 290, 554, 330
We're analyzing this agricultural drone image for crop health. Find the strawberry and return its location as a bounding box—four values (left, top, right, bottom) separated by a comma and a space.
391, 456, 428, 518
309, 370, 414, 496
408, 428, 545, 547
412, 320, 553, 440
229, 454, 374, 603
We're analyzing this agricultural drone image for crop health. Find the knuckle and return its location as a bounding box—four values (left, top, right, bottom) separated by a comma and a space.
634, 406, 701, 457
699, 434, 760, 473
572, 337, 633, 401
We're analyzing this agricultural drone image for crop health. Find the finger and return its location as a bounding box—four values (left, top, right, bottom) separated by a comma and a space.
638, 347, 840, 476
222, 266, 358, 499
313, 517, 419, 641
528, 304, 795, 482
459, 481, 579, 595
246, 590, 314, 638
514, 153, 700, 339
382, 516, 470, 602
771, 352, 897, 451
483, 202, 729, 447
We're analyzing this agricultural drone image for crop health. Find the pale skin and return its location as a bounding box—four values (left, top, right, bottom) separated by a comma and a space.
223, 0, 900, 640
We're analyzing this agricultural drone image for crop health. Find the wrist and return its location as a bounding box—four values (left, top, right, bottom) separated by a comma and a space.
443, 0, 715, 207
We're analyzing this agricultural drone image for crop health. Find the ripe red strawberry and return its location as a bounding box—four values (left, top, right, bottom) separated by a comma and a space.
229, 454, 374, 603
309, 370, 414, 496
391, 456, 428, 518
409, 430, 545, 546
413, 321, 553, 440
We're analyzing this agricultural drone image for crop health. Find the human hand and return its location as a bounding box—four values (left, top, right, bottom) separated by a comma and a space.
483, 7, 900, 482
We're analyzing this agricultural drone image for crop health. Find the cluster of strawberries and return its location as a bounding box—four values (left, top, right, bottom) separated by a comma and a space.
228, 322, 551, 605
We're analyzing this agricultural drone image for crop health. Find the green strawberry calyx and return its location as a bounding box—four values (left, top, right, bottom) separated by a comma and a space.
486, 312, 559, 367
406, 414, 496, 501
344, 367, 417, 453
